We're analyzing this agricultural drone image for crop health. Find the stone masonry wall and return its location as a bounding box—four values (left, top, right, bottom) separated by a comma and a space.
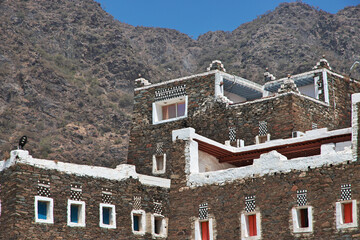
128, 70, 354, 177
167, 141, 360, 239
0, 164, 169, 240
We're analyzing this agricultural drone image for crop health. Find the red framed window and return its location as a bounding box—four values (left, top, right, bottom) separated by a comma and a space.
201, 221, 210, 240
247, 214, 257, 236
343, 202, 353, 223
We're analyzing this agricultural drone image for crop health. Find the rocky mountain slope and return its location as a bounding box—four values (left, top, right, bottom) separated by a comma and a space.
0, 0, 359, 167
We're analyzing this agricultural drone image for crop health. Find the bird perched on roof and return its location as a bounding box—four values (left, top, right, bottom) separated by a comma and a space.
18, 136, 27, 150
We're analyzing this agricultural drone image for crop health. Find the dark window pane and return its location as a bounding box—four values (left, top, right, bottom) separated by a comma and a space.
103, 207, 111, 225
177, 102, 185, 117
168, 104, 176, 119
38, 201, 47, 220
71, 205, 79, 223
133, 215, 139, 231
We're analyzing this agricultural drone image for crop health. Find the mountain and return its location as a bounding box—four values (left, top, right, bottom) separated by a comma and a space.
0, 0, 359, 167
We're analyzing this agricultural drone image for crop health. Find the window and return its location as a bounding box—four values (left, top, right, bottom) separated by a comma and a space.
152, 96, 188, 124
241, 212, 261, 239
292, 206, 313, 233
151, 214, 167, 238
131, 209, 146, 235
152, 154, 166, 174
67, 200, 86, 227
34, 196, 54, 224
99, 203, 116, 229
336, 200, 357, 229
194, 218, 214, 240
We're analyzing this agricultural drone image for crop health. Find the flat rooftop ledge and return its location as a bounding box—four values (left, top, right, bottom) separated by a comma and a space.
0, 150, 171, 189
173, 127, 352, 155
187, 147, 354, 188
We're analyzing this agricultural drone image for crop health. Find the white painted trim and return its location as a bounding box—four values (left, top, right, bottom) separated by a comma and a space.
336, 200, 358, 229
152, 96, 188, 125
241, 211, 261, 240
194, 218, 214, 240
67, 199, 86, 227
131, 209, 146, 235
151, 213, 168, 238
99, 203, 116, 229
352, 93, 360, 158
1, 150, 171, 189
152, 154, 166, 175
292, 206, 313, 233
34, 196, 54, 224
322, 69, 330, 104
135, 71, 218, 91
219, 72, 263, 92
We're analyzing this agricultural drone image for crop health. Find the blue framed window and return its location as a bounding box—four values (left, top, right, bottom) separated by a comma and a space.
70, 204, 80, 223
38, 201, 48, 220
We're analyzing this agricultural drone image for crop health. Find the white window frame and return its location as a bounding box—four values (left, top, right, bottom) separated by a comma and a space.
151, 213, 167, 238
34, 196, 54, 224
67, 199, 86, 227
152, 96, 188, 124
194, 218, 214, 240
336, 200, 357, 229
131, 209, 146, 235
152, 153, 166, 175
99, 203, 116, 229
292, 206, 313, 233
241, 211, 261, 240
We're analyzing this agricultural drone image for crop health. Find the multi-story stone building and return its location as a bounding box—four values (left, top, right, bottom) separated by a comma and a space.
1, 57, 360, 239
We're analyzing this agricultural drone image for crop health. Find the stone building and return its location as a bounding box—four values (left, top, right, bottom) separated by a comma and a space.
2, 58, 360, 239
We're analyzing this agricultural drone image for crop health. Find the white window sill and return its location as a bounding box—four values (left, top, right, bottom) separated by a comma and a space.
153, 115, 187, 125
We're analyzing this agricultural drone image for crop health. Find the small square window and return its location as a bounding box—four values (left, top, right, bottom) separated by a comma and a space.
34, 196, 54, 224
241, 212, 261, 239
152, 96, 188, 124
131, 209, 146, 235
151, 214, 167, 238
152, 154, 166, 174
336, 200, 357, 229
99, 203, 116, 229
292, 206, 313, 233
67, 200, 86, 227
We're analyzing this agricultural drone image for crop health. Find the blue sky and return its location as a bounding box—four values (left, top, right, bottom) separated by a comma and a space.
95, 0, 358, 39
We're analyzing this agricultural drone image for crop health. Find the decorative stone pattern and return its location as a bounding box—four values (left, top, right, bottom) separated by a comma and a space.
245, 196, 256, 212
133, 196, 142, 210
70, 183, 82, 201
154, 85, 186, 102
153, 200, 163, 215
259, 121, 268, 136
199, 203, 208, 220
102, 188, 113, 204
297, 190, 307, 206
156, 142, 163, 156
312, 122, 318, 129
229, 126, 236, 142
37, 179, 50, 197
341, 184, 351, 201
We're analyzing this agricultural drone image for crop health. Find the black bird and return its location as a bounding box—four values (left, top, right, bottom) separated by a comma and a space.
18, 136, 27, 150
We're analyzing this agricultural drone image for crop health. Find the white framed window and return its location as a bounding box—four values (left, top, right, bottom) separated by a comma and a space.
131, 209, 146, 235
99, 203, 116, 229
34, 196, 54, 224
336, 200, 357, 229
67, 199, 86, 227
241, 211, 261, 239
151, 213, 167, 238
152, 154, 166, 174
292, 206, 313, 233
152, 96, 188, 124
194, 218, 214, 240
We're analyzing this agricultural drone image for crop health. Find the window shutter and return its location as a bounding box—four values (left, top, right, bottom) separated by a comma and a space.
343, 202, 353, 223
201, 221, 210, 240
248, 214, 257, 236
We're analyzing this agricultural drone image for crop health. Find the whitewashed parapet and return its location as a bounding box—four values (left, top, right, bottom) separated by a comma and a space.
352, 93, 360, 158
187, 147, 354, 188
0, 150, 171, 189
